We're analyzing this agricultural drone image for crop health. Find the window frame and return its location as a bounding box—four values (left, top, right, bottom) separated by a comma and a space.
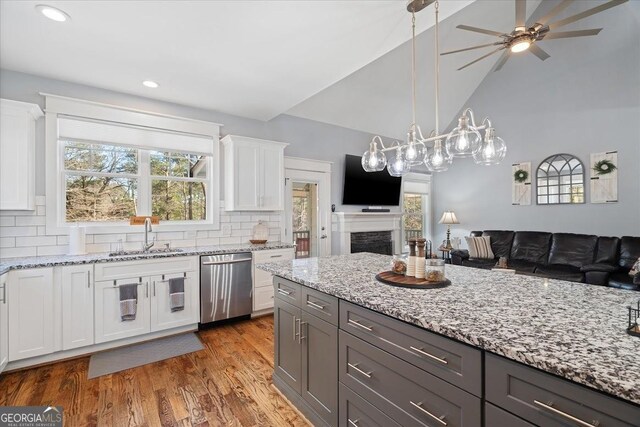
536, 153, 585, 205
401, 172, 432, 248
45, 95, 221, 234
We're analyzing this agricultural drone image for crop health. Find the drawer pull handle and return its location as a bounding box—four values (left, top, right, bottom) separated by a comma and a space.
348, 419, 359, 427
278, 288, 292, 296
270, 255, 283, 258
347, 362, 372, 379
348, 318, 373, 332
409, 346, 448, 365
306, 300, 325, 310
533, 400, 599, 427
409, 401, 448, 426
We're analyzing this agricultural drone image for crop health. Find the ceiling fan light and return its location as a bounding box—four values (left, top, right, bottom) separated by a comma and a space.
510, 38, 531, 53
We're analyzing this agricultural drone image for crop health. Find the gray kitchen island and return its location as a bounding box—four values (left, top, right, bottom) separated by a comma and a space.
258, 252, 640, 427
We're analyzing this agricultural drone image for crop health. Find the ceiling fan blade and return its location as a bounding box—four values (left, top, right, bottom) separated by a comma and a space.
457, 47, 505, 71
528, 44, 550, 61
530, 0, 573, 26
456, 24, 506, 37
543, 28, 602, 40
515, 0, 526, 28
492, 51, 511, 72
441, 42, 503, 56
548, 0, 628, 30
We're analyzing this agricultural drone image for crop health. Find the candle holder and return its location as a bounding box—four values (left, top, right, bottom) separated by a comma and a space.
627, 300, 640, 338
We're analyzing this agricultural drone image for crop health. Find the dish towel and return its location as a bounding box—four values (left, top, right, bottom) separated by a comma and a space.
119, 283, 138, 321
169, 277, 185, 312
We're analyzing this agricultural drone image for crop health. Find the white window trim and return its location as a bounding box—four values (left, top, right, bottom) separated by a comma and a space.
44, 94, 221, 235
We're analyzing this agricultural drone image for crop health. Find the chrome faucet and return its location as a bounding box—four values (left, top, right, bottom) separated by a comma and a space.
143, 217, 155, 252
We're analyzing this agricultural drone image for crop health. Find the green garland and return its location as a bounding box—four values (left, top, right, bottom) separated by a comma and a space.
514, 169, 528, 183
592, 159, 617, 175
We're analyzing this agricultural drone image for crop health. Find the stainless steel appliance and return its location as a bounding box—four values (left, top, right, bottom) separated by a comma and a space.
200, 252, 252, 325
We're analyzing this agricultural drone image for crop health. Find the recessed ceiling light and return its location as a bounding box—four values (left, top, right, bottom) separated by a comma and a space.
142, 80, 159, 88
36, 5, 70, 22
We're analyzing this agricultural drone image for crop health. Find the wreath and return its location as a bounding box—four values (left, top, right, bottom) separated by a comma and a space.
514, 169, 528, 183
592, 159, 617, 175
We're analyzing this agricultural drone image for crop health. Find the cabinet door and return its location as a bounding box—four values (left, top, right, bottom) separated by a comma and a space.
8, 268, 55, 361
260, 144, 284, 210
61, 265, 94, 350
253, 286, 274, 312
94, 280, 150, 343
0, 274, 8, 372
301, 311, 338, 426
150, 273, 198, 332
233, 142, 261, 210
274, 297, 302, 393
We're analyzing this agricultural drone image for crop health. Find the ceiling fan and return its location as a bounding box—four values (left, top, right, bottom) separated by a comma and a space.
441, 0, 628, 71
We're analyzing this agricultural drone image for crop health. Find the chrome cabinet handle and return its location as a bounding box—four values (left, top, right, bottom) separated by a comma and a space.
153, 281, 156, 297
292, 316, 297, 341
278, 288, 292, 296
409, 346, 448, 365
348, 419, 359, 427
87, 271, 91, 288
202, 259, 251, 265
299, 321, 307, 343
410, 401, 448, 426
533, 400, 599, 427
306, 300, 325, 310
348, 318, 373, 332
270, 254, 283, 258
347, 362, 372, 379
145, 282, 149, 298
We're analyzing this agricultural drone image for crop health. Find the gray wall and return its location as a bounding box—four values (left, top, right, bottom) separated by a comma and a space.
0, 69, 398, 213
432, 0, 640, 245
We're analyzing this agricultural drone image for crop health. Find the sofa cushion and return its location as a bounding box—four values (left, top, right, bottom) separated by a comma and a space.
482, 230, 515, 259
608, 271, 640, 291
470, 231, 483, 237
510, 232, 552, 264
595, 236, 620, 264
461, 258, 496, 270
465, 236, 494, 259
534, 264, 584, 283
548, 233, 597, 268
619, 236, 640, 270
507, 259, 538, 274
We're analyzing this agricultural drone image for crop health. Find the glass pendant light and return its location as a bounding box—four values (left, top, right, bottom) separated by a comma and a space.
425, 139, 451, 172
473, 127, 506, 165
361, 137, 387, 172
405, 126, 427, 165
445, 114, 481, 158
388, 146, 410, 177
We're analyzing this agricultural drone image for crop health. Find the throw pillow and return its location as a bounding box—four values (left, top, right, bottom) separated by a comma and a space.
465, 236, 495, 259
629, 257, 640, 277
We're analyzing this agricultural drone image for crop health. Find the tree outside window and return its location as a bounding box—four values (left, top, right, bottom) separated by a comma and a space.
403, 193, 424, 243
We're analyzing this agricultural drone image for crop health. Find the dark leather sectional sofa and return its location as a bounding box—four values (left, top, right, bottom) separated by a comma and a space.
451, 231, 640, 291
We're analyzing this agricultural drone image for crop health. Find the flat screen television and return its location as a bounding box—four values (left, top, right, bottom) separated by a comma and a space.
342, 154, 401, 206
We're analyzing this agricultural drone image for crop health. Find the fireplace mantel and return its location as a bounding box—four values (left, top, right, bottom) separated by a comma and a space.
331, 212, 403, 255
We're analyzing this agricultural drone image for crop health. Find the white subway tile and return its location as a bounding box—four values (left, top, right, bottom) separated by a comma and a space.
0, 237, 15, 248
219, 236, 242, 245
229, 215, 252, 223
93, 234, 126, 244
251, 215, 270, 222
15, 216, 46, 226
208, 230, 223, 238
0, 247, 37, 259
157, 232, 185, 241
231, 223, 241, 230
126, 233, 144, 242
0, 226, 37, 237
196, 230, 209, 238
0, 210, 37, 217
270, 214, 282, 222
37, 226, 47, 236
57, 236, 69, 245
35, 196, 46, 206
241, 222, 255, 230
165, 239, 195, 248
36, 206, 46, 216
112, 241, 140, 251
15, 236, 58, 247
37, 245, 69, 256
0, 217, 15, 227
196, 237, 220, 246
220, 215, 231, 223
85, 243, 111, 253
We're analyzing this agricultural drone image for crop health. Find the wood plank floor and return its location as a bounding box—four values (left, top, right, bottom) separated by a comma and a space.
0, 315, 310, 427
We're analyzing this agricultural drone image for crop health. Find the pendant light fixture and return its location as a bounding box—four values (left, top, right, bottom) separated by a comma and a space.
360, 0, 506, 175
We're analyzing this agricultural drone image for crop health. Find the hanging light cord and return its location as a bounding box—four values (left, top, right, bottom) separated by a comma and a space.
411, 10, 417, 129
434, 0, 440, 136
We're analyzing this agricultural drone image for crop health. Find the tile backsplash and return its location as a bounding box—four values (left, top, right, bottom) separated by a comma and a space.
0, 196, 283, 259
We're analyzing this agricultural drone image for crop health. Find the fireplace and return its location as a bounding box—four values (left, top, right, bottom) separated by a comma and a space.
350, 231, 393, 255
332, 212, 402, 255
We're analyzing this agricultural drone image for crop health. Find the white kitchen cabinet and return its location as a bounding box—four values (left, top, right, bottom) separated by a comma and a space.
0, 274, 8, 373
94, 279, 151, 344
222, 135, 288, 211
150, 272, 199, 332
8, 268, 55, 361
0, 99, 43, 211
252, 248, 295, 313
61, 265, 94, 350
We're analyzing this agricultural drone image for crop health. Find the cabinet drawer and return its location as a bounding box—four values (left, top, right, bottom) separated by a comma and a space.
485, 403, 533, 427
339, 383, 401, 427
274, 277, 301, 305
253, 248, 294, 264
254, 286, 274, 312
302, 287, 339, 326
486, 353, 640, 427
339, 330, 481, 427
340, 301, 482, 396
95, 256, 198, 281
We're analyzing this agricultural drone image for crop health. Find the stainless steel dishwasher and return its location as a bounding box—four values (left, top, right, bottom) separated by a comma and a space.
200, 252, 252, 325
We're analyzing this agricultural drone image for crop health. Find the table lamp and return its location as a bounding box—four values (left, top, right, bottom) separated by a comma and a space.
438, 211, 459, 250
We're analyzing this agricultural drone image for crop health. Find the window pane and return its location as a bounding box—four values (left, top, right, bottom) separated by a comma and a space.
152, 180, 206, 221
65, 175, 137, 222
403, 193, 423, 241
64, 142, 137, 174
150, 151, 207, 178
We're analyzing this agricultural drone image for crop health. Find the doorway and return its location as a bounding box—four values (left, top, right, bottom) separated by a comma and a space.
284, 158, 331, 258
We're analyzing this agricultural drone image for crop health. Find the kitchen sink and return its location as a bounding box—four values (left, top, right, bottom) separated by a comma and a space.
108, 248, 184, 257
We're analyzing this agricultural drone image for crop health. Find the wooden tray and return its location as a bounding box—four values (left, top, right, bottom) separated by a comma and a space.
375, 271, 451, 289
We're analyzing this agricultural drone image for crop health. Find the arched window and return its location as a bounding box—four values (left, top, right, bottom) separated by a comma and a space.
536, 154, 585, 205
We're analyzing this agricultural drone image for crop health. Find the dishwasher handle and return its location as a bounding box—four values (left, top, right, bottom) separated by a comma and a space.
202, 258, 251, 266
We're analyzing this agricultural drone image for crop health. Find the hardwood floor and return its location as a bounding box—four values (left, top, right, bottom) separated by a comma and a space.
0, 315, 310, 427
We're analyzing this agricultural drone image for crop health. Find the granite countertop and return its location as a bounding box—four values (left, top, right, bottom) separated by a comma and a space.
0, 242, 295, 275
258, 252, 640, 405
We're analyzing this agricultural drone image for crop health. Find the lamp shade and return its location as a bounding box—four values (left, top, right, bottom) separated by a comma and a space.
438, 211, 459, 225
